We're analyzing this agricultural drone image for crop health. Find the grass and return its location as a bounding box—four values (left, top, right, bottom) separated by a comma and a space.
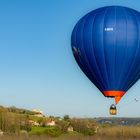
0, 125, 140, 140
29, 127, 47, 135
29, 126, 62, 137
29, 125, 140, 138
98, 125, 140, 138
0, 135, 139, 140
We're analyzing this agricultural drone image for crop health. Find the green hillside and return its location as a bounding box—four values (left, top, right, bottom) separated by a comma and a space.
0, 105, 140, 140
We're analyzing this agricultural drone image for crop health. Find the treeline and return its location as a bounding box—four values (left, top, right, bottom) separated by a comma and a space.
95, 117, 140, 126
56, 116, 97, 136
0, 106, 35, 115
0, 107, 31, 133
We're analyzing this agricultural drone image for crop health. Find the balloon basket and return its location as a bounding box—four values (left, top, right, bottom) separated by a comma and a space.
109, 104, 117, 115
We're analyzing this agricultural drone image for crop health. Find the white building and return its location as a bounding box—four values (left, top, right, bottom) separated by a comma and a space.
32, 109, 44, 117
46, 120, 56, 126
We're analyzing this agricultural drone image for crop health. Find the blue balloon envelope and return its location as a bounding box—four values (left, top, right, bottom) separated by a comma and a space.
71, 6, 140, 104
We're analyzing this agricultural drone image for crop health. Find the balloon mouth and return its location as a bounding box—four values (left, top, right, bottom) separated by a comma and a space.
103, 90, 125, 104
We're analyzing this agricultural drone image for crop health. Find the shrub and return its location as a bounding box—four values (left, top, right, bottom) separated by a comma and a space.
69, 119, 96, 136
43, 126, 62, 137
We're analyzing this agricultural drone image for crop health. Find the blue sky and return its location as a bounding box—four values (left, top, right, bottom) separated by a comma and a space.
0, 0, 140, 117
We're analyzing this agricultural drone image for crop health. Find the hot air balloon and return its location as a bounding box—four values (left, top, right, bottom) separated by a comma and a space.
71, 6, 140, 115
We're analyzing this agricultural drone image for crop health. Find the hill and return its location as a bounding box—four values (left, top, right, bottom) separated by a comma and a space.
95, 117, 140, 126
0, 105, 140, 139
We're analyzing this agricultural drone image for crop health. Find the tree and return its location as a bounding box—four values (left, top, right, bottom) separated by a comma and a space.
63, 115, 70, 121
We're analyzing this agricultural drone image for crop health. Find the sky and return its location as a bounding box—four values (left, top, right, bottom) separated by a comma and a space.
0, 0, 140, 117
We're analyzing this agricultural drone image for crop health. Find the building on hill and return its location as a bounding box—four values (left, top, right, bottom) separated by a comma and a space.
0, 130, 3, 135
67, 126, 73, 132
46, 120, 56, 126
32, 109, 44, 117
29, 120, 40, 126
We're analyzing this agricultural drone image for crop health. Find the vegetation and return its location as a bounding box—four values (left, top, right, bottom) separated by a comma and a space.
98, 125, 140, 138
68, 118, 97, 135
0, 107, 31, 133
0, 105, 139, 140
30, 126, 62, 137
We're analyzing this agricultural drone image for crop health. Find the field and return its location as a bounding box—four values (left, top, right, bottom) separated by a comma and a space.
0, 135, 139, 140
0, 125, 140, 140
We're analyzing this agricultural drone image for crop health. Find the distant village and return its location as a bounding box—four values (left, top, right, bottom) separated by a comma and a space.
28, 108, 74, 132
29, 109, 56, 127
